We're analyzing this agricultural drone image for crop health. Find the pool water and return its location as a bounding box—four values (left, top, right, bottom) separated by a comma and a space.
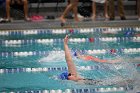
0, 27, 140, 93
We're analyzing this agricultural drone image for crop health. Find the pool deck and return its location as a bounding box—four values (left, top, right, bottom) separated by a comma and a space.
0, 17, 140, 30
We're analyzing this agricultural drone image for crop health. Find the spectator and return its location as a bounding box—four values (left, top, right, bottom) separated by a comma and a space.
138, 0, 140, 20
109, 0, 126, 20
67, 0, 84, 19
6, 0, 30, 22
91, 0, 109, 20
59, 0, 79, 24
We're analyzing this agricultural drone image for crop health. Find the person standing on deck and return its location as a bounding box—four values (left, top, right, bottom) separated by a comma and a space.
91, 0, 109, 20
59, 0, 79, 24
108, 0, 126, 20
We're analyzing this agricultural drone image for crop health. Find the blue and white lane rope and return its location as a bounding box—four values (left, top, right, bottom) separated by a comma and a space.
0, 87, 127, 93
0, 65, 101, 74
1, 63, 140, 74
0, 48, 140, 57
0, 27, 139, 36
1, 37, 140, 45
73, 87, 125, 93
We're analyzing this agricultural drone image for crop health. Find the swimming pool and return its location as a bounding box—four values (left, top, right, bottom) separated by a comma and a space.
0, 25, 140, 93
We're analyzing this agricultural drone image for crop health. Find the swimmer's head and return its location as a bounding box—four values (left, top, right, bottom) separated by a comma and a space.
67, 73, 77, 81
73, 50, 84, 57
58, 72, 76, 80
110, 49, 116, 54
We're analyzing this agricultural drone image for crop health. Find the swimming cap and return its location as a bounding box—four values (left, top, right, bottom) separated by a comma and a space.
58, 72, 69, 80
73, 50, 85, 57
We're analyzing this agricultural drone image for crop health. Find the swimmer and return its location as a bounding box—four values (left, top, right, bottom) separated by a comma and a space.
63, 35, 83, 81
75, 52, 123, 64
74, 50, 139, 64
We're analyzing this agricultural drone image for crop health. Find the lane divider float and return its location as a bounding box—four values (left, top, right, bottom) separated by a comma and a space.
0, 87, 128, 93
0, 65, 101, 74
1, 37, 140, 45
0, 48, 140, 58
0, 27, 139, 36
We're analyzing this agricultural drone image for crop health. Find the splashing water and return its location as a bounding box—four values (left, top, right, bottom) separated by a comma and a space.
38, 50, 65, 62
97, 55, 140, 90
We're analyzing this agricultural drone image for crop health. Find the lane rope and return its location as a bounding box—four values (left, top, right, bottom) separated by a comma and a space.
0, 87, 127, 93
0, 37, 140, 46
0, 48, 140, 58
0, 27, 139, 36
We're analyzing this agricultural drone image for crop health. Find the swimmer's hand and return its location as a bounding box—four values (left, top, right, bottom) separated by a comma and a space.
64, 35, 69, 44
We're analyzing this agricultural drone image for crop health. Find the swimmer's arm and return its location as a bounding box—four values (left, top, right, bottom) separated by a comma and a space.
77, 53, 108, 63
77, 53, 122, 63
64, 35, 77, 76
87, 56, 107, 63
